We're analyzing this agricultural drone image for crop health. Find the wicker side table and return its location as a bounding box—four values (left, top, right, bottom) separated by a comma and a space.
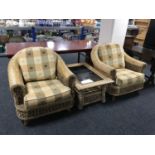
68, 63, 113, 109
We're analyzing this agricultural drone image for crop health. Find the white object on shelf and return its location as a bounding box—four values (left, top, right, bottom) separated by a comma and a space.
19, 19, 25, 27
6, 20, 18, 27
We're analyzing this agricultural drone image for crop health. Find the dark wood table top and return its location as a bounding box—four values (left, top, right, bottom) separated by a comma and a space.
132, 45, 155, 61
6, 42, 47, 56
6, 40, 96, 57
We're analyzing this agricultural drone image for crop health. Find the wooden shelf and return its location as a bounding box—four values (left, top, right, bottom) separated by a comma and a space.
135, 19, 150, 25
135, 37, 145, 42
137, 25, 149, 29
133, 19, 151, 46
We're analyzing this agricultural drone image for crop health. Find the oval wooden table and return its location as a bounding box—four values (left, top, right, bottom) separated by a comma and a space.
5, 40, 96, 63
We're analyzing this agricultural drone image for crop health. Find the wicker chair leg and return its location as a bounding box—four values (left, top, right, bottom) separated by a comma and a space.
22, 120, 29, 126
136, 91, 140, 95
112, 96, 116, 101
78, 104, 83, 110
67, 108, 72, 112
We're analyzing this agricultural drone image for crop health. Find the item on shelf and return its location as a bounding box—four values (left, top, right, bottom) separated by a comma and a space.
24, 20, 35, 27
63, 32, 74, 40
51, 36, 63, 42
36, 19, 63, 27
0, 35, 9, 43
80, 19, 96, 26
0, 29, 7, 35
128, 19, 135, 25
72, 19, 96, 26
65, 19, 73, 26
36, 34, 46, 41
95, 20, 101, 27
53, 19, 62, 27
23, 36, 33, 42
127, 25, 139, 36
19, 19, 25, 27
0, 20, 6, 27
36, 34, 64, 42
85, 34, 93, 41
9, 36, 25, 43
6, 20, 19, 27
46, 19, 53, 27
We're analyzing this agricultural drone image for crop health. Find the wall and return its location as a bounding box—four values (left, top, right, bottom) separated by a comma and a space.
98, 19, 114, 44
98, 19, 128, 46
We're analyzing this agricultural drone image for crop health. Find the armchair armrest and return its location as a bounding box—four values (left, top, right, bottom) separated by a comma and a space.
57, 56, 76, 89
91, 45, 116, 80
8, 57, 25, 105
124, 52, 146, 73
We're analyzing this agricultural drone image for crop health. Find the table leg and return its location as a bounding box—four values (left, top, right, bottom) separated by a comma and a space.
149, 58, 155, 85
102, 86, 106, 103
78, 93, 84, 110
146, 58, 155, 85
85, 52, 92, 64
78, 52, 80, 63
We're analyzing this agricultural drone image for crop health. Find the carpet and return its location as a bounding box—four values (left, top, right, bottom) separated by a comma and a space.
0, 54, 155, 135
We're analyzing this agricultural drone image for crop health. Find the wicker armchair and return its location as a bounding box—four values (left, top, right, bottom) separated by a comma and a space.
8, 47, 76, 125
91, 43, 146, 98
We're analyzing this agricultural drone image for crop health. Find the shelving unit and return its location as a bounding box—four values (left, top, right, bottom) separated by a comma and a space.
0, 20, 100, 42
0, 19, 101, 55
133, 19, 150, 46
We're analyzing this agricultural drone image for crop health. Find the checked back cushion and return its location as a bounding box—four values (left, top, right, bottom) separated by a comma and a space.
98, 44, 125, 69
17, 47, 57, 82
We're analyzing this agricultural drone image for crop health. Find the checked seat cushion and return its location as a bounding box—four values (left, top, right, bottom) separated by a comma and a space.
24, 79, 71, 110
115, 69, 145, 88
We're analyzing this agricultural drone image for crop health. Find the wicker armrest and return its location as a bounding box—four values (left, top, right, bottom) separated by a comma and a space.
124, 52, 146, 73
8, 58, 25, 105
91, 46, 116, 80
57, 56, 76, 89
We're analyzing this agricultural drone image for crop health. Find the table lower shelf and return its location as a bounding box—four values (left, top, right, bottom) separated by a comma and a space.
75, 86, 106, 109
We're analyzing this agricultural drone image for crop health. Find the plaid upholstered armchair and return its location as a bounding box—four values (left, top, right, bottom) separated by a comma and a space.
8, 47, 76, 125
91, 44, 146, 99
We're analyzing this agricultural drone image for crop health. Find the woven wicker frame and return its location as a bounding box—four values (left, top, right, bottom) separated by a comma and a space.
107, 83, 144, 96
68, 63, 113, 109
8, 47, 76, 124
91, 44, 146, 97
15, 99, 73, 121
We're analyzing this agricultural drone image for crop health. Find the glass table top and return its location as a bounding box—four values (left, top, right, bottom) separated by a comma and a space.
69, 65, 102, 84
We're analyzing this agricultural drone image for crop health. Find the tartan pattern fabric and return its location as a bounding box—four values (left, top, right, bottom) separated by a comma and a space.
24, 79, 71, 109
98, 44, 125, 69
17, 47, 57, 82
115, 69, 145, 88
